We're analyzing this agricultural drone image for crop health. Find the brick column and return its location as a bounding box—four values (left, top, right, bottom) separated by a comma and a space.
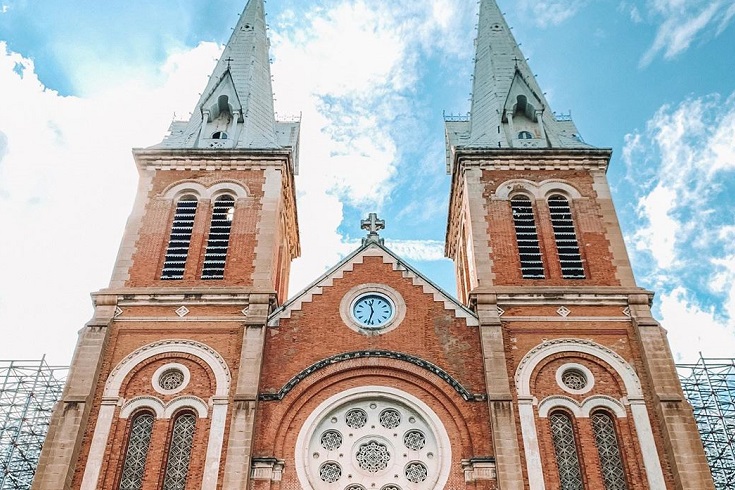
475, 294, 525, 489
31, 299, 115, 490
222, 294, 271, 489
629, 295, 715, 490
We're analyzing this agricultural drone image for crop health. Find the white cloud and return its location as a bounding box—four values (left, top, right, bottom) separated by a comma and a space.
0, 41, 220, 364
519, 0, 588, 26
623, 92, 735, 359
659, 287, 735, 362
641, 1, 735, 65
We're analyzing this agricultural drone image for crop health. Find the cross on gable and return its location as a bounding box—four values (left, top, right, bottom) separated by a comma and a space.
361, 213, 385, 244
224, 56, 235, 69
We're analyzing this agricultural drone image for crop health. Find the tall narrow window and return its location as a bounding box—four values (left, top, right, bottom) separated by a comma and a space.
592, 412, 628, 490
548, 195, 585, 278
162, 413, 196, 490
118, 412, 154, 490
201, 195, 235, 280
511, 196, 545, 278
550, 412, 584, 490
161, 196, 198, 280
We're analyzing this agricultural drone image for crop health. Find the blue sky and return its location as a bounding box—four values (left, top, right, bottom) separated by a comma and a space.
1, 0, 734, 365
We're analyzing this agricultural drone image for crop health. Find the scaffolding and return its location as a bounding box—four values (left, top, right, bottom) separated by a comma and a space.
678, 355, 735, 489
0, 358, 67, 490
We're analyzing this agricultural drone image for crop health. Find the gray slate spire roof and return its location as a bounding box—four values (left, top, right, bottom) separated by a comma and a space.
153, 0, 299, 154
446, 0, 591, 168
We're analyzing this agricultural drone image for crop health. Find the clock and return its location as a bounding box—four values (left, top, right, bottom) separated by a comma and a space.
352, 293, 394, 329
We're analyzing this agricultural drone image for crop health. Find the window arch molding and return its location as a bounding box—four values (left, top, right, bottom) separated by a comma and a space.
161, 181, 249, 201
537, 395, 627, 419
119, 395, 209, 420
80, 340, 231, 490
513, 339, 665, 490
495, 179, 583, 201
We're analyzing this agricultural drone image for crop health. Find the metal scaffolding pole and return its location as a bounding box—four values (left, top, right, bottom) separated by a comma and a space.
678, 354, 735, 490
0, 358, 67, 490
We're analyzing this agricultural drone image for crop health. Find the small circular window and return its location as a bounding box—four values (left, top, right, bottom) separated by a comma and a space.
152, 363, 190, 395
556, 363, 594, 394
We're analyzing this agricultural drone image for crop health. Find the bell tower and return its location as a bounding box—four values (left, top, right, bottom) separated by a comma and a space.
32, 0, 299, 488
445, 0, 714, 488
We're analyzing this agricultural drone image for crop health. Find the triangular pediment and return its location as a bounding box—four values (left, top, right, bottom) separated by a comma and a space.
200, 70, 243, 122
503, 70, 545, 122
269, 242, 478, 327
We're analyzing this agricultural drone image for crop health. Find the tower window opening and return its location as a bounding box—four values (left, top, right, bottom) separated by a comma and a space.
118, 412, 154, 490
550, 412, 584, 490
211, 131, 228, 140
162, 413, 196, 490
511, 196, 545, 279
518, 131, 534, 139
201, 195, 235, 280
592, 412, 628, 490
161, 196, 198, 280
548, 195, 585, 279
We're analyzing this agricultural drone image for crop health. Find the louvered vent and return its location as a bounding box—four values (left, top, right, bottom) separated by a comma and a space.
511, 196, 545, 279
201, 195, 235, 280
161, 197, 198, 280
548, 195, 585, 279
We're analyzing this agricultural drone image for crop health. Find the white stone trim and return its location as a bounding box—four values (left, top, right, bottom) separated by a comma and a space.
514, 339, 664, 490
537, 395, 626, 419
274, 245, 478, 326
339, 283, 406, 336
105, 339, 231, 397
162, 180, 249, 200
164, 396, 209, 419
81, 340, 231, 490
537, 396, 582, 418
555, 363, 594, 395
494, 178, 583, 201
152, 362, 191, 395
294, 386, 452, 490
120, 396, 166, 419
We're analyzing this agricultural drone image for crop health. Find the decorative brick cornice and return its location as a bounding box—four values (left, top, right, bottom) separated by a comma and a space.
259, 350, 487, 402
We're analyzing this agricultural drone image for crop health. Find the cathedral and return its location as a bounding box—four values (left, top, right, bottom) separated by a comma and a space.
32, 0, 715, 489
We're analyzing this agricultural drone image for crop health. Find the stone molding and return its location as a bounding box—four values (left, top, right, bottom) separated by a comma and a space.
537, 394, 627, 418
461, 458, 497, 482
271, 245, 478, 326
251, 458, 285, 481
493, 178, 583, 201
119, 395, 209, 419
160, 179, 250, 200
259, 350, 487, 402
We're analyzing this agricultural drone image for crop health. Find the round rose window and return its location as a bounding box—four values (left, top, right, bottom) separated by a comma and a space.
297, 388, 449, 489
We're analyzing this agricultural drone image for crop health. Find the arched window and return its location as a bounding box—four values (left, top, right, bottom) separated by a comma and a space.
548, 195, 585, 279
511, 196, 545, 278
118, 412, 154, 490
161, 196, 198, 280
201, 195, 235, 280
211, 131, 228, 140
550, 411, 584, 490
518, 130, 534, 139
162, 412, 196, 490
592, 412, 628, 490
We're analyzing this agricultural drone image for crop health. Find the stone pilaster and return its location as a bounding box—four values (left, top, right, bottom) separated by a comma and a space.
629, 295, 715, 490
222, 294, 272, 489
475, 293, 525, 489
31, 297, 115, 490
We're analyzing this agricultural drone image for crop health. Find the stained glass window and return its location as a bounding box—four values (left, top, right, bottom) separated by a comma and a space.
550, 412, 584, 490
119, 412, 154, 490
592, 412, 628, 490
162, 413, 196, 490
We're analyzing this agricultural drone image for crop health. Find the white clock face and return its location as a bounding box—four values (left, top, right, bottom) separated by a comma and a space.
352, 294, 394, 329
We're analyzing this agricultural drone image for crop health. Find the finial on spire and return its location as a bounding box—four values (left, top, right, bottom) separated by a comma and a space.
361, 213, 385, 245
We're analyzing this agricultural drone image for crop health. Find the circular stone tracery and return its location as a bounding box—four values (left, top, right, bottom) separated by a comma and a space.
159, 368, 185, 391
561, 369, 587, 390
300, 390, 448, 489
356, 441, 391, 473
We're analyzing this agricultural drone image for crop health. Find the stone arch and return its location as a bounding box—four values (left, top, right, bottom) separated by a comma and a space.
513, 339, 664, 490
81, 340, 230, 490
495, 179, 583, 201
162, 181, 208, 201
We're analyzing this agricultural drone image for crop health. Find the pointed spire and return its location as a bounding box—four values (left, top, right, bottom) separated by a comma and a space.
446, 0, 590, 160
155, 0, 285, 150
